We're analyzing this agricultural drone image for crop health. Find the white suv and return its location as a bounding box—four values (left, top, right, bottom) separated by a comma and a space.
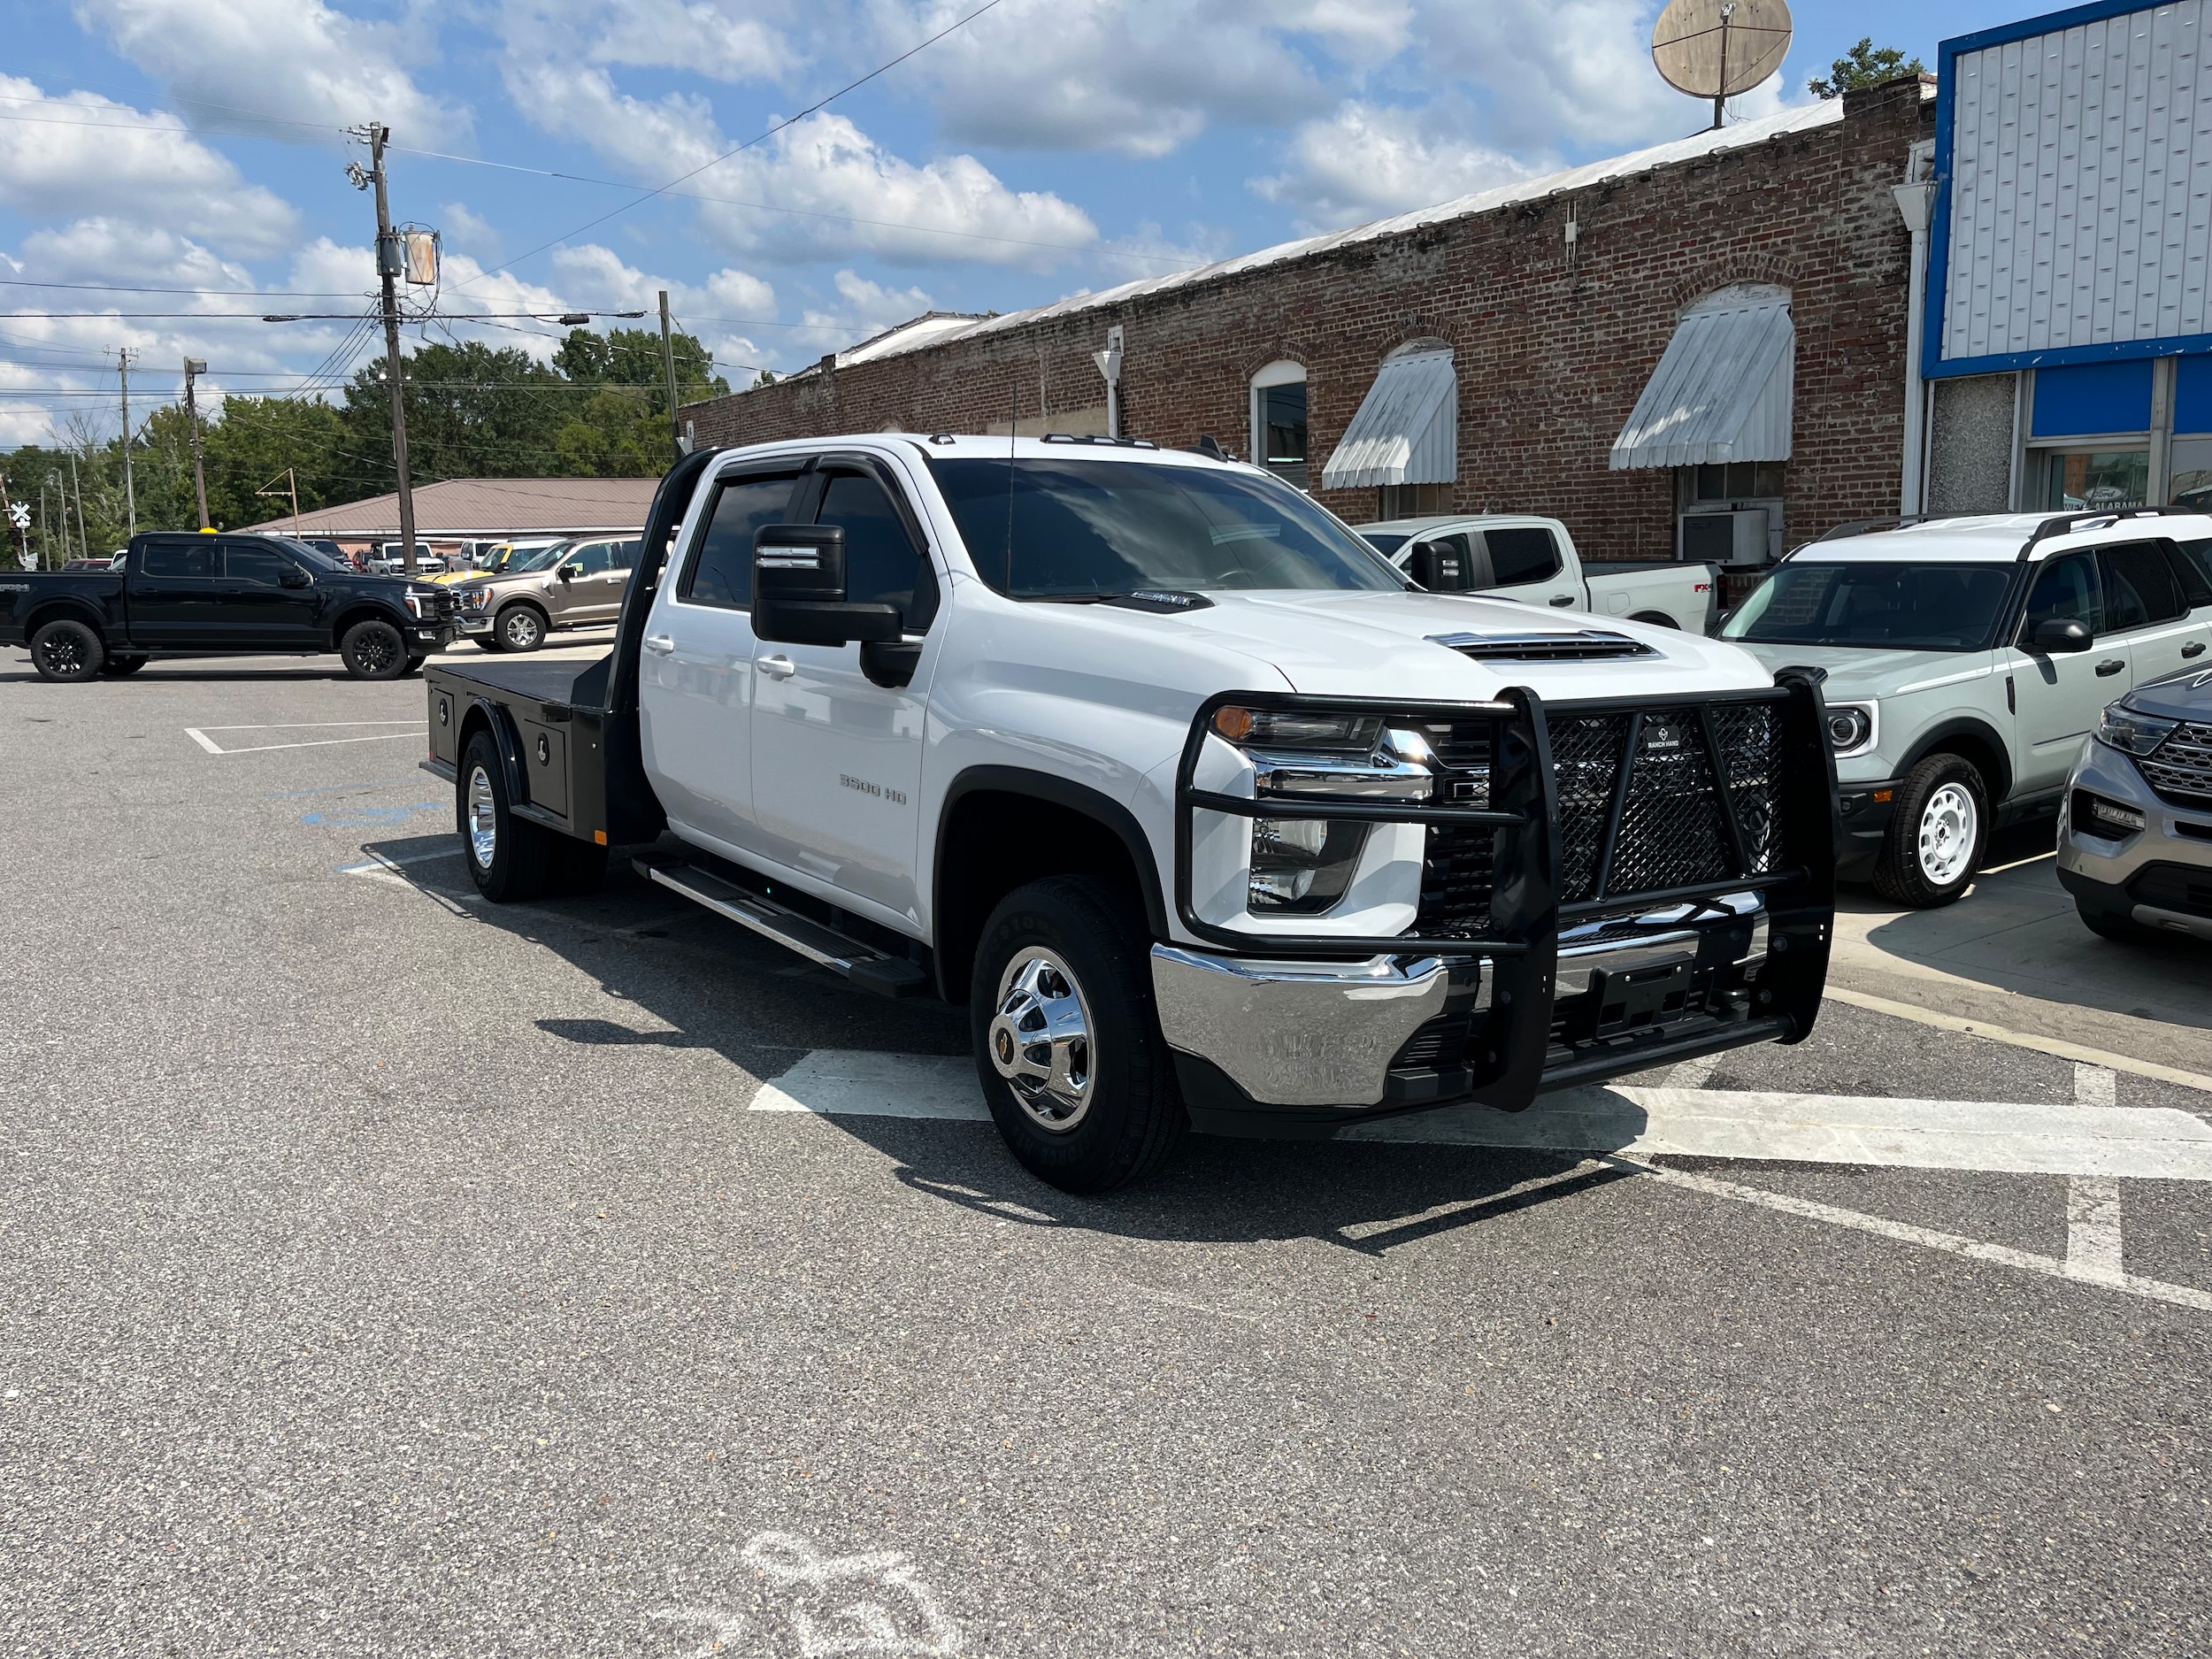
1719, 510, 2212, 905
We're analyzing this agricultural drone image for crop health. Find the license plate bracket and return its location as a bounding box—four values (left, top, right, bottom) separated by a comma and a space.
1585, 955, 1695, 1038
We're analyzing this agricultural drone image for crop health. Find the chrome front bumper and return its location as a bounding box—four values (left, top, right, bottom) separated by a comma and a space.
1150, 894, 1770, 1114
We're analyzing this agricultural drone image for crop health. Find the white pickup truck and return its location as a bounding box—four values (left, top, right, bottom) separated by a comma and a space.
1358, 514, 1721, 634
424, 437, 1838, 1192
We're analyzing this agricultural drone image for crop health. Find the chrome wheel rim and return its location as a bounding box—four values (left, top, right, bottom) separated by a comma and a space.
503, 611, 540, 649
466, 764, 498, 868
1916, 782, 1978, 887
987, 947, 1094, 1132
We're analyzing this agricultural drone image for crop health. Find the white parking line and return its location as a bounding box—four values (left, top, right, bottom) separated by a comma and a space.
1824, 986, 2212, 1094
187, 720, 425, 756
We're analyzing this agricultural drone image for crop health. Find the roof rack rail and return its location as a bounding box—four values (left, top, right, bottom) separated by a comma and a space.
2021, 504, 2202, 552
1041, 433, 1157, 449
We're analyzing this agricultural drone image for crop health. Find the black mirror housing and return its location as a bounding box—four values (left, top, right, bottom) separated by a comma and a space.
279, 565, 311, 588
752, 523, 900, 646
2032, 617, 2093, 653
558, 563, 581, 581
1407, 538, 1466, 592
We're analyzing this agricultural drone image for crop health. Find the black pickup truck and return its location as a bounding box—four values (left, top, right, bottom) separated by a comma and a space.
2, 530, 457, 681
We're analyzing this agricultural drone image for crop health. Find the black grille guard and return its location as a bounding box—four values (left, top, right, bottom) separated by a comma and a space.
1171, 674, 1840, 1103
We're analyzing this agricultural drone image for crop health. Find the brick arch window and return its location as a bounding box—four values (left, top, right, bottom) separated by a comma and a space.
1249, 359, 1308, 489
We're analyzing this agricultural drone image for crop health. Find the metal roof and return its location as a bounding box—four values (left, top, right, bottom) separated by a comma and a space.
1609, 291, 1795, 470
242, 476, 660, 538
1320, 349, 1457, 490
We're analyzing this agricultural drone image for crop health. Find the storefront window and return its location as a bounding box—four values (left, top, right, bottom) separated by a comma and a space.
2041, 449, 2149, 511
1258, 382, 1309, 488
2169, 436, 2212, 510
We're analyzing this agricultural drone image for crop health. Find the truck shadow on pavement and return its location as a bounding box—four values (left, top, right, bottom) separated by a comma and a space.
374, 833, 1648, 1252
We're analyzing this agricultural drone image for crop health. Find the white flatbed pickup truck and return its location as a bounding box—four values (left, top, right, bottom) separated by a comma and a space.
424, 436, 1839, 1192
1358, 514, 1722, 634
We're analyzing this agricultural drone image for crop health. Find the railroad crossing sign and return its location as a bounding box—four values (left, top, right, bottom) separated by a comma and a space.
5, 502, 27, 529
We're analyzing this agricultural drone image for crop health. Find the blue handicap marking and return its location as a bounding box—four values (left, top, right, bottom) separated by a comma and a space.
301, 802, 445, 827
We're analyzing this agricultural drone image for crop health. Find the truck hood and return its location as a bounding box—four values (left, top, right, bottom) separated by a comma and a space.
1136, 589, 1775, 702
1729, 640, 1992, 702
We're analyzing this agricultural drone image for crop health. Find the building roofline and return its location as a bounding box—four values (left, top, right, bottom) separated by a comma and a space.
710, 87, 1932, 395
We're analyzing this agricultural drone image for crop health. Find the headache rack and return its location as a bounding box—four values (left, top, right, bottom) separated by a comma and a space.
1172, 675, 1839, 1108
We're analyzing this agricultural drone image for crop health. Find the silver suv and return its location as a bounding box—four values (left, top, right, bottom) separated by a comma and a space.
2059, 667, 2212, 943
454, 535, 639, 653
1722, 509, 2212, 906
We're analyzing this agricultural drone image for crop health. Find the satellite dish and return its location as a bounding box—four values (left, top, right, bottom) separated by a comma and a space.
1653, 0, 1793, 129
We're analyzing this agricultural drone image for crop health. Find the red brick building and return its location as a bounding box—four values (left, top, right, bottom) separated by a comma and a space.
681, 77, 1936, 568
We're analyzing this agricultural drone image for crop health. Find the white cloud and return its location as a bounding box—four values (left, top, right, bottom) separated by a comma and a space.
0, 77, 296, 255
439, 202, 503, 260
1251, 102, 1545, 231
546, 243, 779, 373
895, 0, 1335, 159
73, 0, 465, 141
506, 64, 1098, 269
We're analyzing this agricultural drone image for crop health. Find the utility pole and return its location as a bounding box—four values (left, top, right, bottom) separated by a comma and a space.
118, 347, 136, 534
350, 124, 418, 569
69, 454, 88, 560
183, 356, 211, 529
657, 290, 682, 460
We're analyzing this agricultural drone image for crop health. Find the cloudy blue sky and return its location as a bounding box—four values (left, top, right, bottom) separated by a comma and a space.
2, 0, 2027, 446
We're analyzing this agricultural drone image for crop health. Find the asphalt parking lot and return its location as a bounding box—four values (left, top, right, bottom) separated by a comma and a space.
5, 648, 2212, 1658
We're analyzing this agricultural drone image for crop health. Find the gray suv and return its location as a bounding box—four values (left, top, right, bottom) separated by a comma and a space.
2059, 666, 2212, 943
454, 535, 639, 653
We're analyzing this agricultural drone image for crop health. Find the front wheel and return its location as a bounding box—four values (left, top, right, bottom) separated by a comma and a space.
1871, 753, 1988, 908
28, 618, 104, 682
458, 732, 553, 902
340, 618, 408, 680
970, 877, 1184, 1194
495, 605, 546, 653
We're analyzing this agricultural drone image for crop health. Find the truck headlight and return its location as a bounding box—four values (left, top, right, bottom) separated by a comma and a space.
403, 588, 441, 619
1824, 702, 1876, 755
2095, 703, 2178, 757
1210, 706, 1437, 915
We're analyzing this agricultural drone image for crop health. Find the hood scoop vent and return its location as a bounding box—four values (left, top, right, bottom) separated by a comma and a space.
1428, 629, 1657, 662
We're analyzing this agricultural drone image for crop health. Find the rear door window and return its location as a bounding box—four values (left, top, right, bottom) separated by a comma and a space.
2100, 542, 2185, 632
2164, 539, 2212, 609
138, 541, 214, 578
1480, 526, 1562, 587
680, 472, 800, 610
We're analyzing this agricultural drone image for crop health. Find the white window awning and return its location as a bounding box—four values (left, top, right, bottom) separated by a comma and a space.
1320, 347, 1456, 490
1609, 291, 1794, 471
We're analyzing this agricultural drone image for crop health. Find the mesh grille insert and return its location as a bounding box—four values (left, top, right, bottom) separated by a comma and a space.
2139, 723, 2212, 808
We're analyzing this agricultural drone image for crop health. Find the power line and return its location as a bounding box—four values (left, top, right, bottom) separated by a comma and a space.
452, 0, 1010, 291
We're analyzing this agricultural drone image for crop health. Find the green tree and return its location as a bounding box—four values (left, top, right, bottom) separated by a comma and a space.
1809, 38, 1926, 97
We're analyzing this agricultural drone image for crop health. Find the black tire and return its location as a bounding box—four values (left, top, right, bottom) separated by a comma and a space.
969, 876, 1184, 1194
340, 618, 408, 680
495, 604, 547, 653
100, 653, 150, 676
1871, 752, 1989, 908
457, 732, 552, 902
2078, 900, 2161, 946
402, 654, 428, 677
28, 618, 104, 682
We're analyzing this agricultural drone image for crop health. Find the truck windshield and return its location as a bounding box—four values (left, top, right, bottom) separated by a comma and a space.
1720, 561, 2016, 651
930, 456, 1408, 598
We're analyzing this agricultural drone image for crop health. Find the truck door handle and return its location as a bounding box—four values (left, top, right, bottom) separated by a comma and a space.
643, 634, 674, 655
2095, 658, 2126, 677
1548, 594, 1576, 606
2185, 641, 2207, 657
757, 655, 796, 680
